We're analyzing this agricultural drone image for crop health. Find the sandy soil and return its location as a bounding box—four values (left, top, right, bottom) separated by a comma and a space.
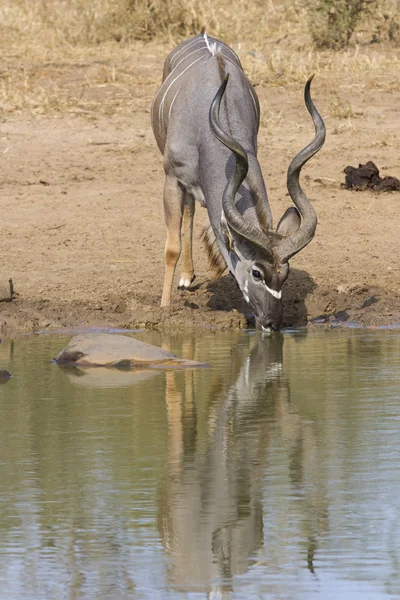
1, 41, 400, 335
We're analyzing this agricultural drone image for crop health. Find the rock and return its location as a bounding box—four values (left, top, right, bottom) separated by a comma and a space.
376, 176, 400, 191
0, 370, 12, 384
55, 333, 208, 369
310, 314, 330, 324
361, 296, 379, 309
311, 311, 350, 324
343, 161, 381, 189
343, 161, 400, 191
333, 310, 350, 322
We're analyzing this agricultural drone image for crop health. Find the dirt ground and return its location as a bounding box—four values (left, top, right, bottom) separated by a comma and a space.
1, 38, 400, 335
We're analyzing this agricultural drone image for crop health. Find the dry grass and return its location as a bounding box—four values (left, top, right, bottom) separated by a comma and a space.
363, 0, 400, 44
0, 0, 400, 116
0, 0, 275, 47
0, 52, 154, 115
329, 94, 355, 119
306, 0, 378, 50
0, 0, 398, 49
0, 0, 215, 46
243, 43, 400, 88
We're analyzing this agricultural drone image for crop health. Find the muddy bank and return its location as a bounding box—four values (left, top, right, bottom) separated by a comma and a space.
1, 278, 399, 337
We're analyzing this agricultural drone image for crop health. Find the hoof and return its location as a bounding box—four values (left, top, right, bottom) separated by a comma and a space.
178, 274, 196, 290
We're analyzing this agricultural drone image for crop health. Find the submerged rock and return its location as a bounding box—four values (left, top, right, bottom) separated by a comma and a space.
0, 370, 12, 384
55, 333, 207, 369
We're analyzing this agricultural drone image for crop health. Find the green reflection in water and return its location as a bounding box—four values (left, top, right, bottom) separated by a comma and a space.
0, 330, 399, 599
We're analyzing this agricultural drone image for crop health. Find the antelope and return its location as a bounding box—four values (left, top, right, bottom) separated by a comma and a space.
151, 31, 326, 331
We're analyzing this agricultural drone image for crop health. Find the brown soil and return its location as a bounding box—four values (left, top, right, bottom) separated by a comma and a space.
1, 42, 400, 335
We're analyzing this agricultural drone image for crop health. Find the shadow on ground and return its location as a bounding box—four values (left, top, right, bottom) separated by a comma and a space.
206, 268, 317, 328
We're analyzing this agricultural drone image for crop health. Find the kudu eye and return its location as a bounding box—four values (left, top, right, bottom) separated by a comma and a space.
252, 268, 262, 281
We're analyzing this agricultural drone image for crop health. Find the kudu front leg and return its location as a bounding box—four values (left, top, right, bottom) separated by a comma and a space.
161, 176, 184, 307
178, 193, 195, 290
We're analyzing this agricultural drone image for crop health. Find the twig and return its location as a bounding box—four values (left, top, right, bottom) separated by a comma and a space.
46, 223, 66, 231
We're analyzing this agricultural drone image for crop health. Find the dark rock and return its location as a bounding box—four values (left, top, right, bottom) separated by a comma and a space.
375, 176, 400, 192
361, 296, 379, 309
333, 310, 350, 322
343, 161, 400, 191
343, 161, 381, 189
310, 314, 330, 324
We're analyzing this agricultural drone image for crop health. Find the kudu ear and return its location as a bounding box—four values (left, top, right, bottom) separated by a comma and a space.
276, 207, 301, 238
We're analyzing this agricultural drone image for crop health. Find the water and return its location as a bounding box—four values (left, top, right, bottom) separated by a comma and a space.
0, 329, 399, 600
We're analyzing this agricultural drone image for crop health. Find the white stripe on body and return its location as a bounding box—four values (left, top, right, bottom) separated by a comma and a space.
151, 36, 242, 126
173, 46, 210, 75
152, 45, 207, 121
248, 88, 260, 124
219, 43, 241, 63
151, 36, 248, 141
169, 37, 205, 68
168, 86, 181, 121
158, 53, 208, 134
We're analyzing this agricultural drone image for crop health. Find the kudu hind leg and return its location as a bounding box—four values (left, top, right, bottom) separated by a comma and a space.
178, 192, 196, 290
161, 176, 184, 307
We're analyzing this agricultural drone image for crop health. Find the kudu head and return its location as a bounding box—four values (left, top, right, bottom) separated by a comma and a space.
209, 75, 326, 331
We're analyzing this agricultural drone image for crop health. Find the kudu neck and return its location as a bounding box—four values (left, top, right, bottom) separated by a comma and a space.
199, 139, 271, 232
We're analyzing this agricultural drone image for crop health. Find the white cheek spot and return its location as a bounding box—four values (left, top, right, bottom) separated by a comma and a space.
243, 280, 250, 303
263, 282, 282, 299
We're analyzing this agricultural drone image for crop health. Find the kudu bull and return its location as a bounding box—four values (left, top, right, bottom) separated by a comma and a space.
151, 32, 326, 331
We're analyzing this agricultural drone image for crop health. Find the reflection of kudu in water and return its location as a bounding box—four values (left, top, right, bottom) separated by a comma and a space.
158, 334, 329, 594
157, 334, 284, 594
